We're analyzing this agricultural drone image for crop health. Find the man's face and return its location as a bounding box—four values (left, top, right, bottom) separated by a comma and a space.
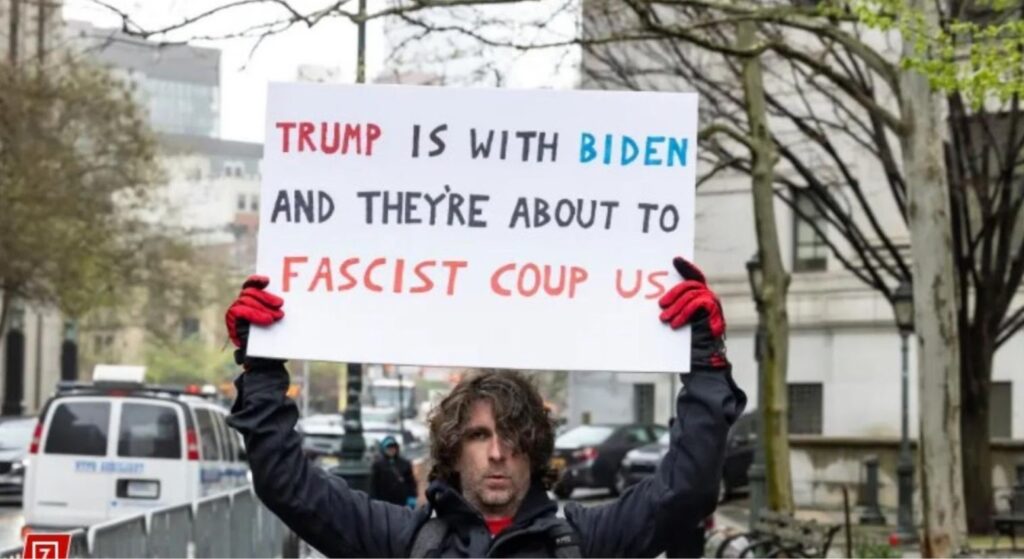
385, 444, 398, 458
456, 400, 531, 518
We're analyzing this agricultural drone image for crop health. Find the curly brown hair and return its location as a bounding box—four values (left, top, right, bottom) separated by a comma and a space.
427, 369, 558, 490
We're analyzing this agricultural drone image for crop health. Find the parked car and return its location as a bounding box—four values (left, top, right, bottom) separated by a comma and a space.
617, 412, 758, 501
550, 423, 667, 498
0, 417, 35, 504
23, 371, 249, 534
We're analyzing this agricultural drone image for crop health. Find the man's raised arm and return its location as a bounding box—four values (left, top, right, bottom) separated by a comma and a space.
224, 276, 423, 558
564, 258, 748, 557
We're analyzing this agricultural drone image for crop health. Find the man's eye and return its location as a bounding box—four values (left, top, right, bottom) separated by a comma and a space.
469, 431, 489, 441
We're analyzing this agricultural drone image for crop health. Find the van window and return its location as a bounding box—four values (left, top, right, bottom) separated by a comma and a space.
118, 403, 181, 459
45, 401, 110, 456
211, 412, 233, 462
194, 409, 221, 461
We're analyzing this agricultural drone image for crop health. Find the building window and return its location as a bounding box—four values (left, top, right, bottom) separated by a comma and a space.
792, 190, 828, 272
250, 195, 258, 212
237, 194, 246, 211
788, 382, 823, 434
991, 381, 1012, 439
181, 317, 200, 340
633, 383, 655, 424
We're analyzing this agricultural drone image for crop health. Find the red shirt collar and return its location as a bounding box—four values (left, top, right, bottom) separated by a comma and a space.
484, 516, 513, 536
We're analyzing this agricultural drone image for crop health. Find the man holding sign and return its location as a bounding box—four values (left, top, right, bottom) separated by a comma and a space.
226, 84, 745, 557
226, 257, 745, 557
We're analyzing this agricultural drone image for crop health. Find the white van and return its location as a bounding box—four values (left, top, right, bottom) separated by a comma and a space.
22, 378, 249, 532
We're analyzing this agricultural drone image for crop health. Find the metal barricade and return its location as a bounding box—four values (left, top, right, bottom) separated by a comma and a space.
148, 502, 193, 558
193, 493, 232, 558
5, 487, 294, 558
90, 514, 148, 558
229, 488, 256, 558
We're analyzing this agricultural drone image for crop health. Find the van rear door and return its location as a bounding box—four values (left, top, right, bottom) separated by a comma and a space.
111, 400, 189, 511
29, 398, 115, 528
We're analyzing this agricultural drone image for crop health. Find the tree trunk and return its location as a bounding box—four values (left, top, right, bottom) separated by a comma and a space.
961, 323, 994, 534
899, 2, 967, 555
739, 20, 794, 513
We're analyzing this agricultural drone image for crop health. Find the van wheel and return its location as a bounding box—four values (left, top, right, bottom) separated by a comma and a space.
553, 482, 573, 499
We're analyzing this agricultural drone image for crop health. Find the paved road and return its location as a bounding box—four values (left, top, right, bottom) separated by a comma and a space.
0, 505, 22, 551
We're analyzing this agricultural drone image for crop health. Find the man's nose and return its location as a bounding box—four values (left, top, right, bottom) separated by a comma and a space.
488, 435, 507, 462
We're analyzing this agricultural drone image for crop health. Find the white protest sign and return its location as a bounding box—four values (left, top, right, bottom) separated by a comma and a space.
249, 83, 697, 372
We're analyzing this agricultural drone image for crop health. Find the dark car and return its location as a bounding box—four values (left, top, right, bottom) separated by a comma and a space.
551, 423, 667, 498
617, 412, 758, 501
0, 417, 36, 504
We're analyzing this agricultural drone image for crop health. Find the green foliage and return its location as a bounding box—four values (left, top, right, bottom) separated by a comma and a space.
143, 336, 235, 386
826, 0, 1024, 105
853, 537, 902, 558
0, 54, 161, 321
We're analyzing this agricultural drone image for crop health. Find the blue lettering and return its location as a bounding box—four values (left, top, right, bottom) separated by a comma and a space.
644, 136, 665, 166
579, 133, 597, 163
621, 136, 639, 165
603, 134, 612, 164
668, 137, 688, 166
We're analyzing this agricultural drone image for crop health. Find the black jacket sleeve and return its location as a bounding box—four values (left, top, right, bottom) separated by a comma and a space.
564, 365, 747, 557
227, 360, 421, 558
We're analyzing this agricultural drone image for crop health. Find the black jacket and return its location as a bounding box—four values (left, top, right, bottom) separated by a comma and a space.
228, 360, 746, 557
371, 453, 417, 506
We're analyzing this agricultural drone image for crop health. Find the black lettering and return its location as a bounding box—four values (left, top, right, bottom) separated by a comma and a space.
537, 132, 558, 162
411, 124, 421, 158
555, 199, 575, 227
356, 191, 381, 224
470, 129, 495, 159
271, 190, 291, 223
317, 191, 335, 222
509, 197, 530, 228
406, 191, 423, 224
535, 198, 551, 227
600, 200, 619, 229
429, 124, 448, 157
660, 204, 679, 232
295, 190, 314, 223
382, 191, 403, 225
448, 192, 466, 225
638, 202, 658, 233
468, 194, 489, 227
516, 131, 537, 162
576, 199, 596, 228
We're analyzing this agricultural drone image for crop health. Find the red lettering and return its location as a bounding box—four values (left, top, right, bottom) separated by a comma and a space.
308, 257, 333, 292
441, 261, 468, 296
646, 271, 668, 299
282, 256, 308, 292
343, 124, 361, 154
366, 123, 381, 155
490, 263, 515, 296
338, 258, 360, 291
364, 258, 386, 292
321, 122, 340, 154
393, 258, 405, 292
615, 268, 642, 299
299, 122, 317, 152
569, 266, 589, 298
518, 263, 541, 297
411, 261, 436, 293
276, 122, 296, 152
542, 265, 566, 297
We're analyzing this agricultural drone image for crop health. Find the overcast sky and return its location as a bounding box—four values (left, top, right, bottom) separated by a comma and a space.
63, 1, 579, 144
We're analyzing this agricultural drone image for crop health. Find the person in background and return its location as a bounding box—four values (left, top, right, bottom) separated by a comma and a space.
370, 435, 418, 508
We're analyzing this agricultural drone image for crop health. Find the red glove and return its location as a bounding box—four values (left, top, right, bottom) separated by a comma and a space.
659, 257, 728, 369
225, 275, 284, 351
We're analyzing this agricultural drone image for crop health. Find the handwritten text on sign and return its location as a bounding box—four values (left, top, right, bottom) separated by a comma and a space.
249, 84, 697, 372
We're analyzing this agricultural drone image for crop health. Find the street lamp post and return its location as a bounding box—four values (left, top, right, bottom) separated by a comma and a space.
892, 280, 917, 544
334, 0, 371, 491
746, 253, 767, 529
2, 301, 26, 417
